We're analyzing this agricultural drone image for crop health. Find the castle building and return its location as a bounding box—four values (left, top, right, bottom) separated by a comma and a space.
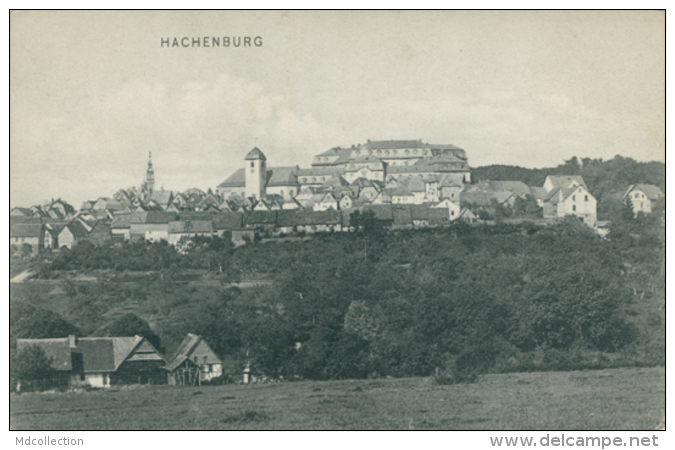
216, 139, 472, 202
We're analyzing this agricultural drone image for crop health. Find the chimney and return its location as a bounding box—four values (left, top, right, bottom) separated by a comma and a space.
68, 335, 77, 348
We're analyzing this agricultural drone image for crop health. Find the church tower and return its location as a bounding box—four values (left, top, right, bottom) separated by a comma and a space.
244, 147, 266, 199
142, 152, 155, 197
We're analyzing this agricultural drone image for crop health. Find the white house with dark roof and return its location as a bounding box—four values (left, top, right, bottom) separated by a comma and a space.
622, 184, 664, 216
540, 176, 597, 226
216, 148, 301, 201
167, 220, 214, 246
16, 335, 165, 389
10, 222, 43, 254
217, 140, 471, 205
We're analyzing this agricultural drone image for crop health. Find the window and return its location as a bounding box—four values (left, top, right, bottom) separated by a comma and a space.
203, 356, 208, 364
194, 356, 198, 363
290, 190, 294, 197
572, 205, 576, 212
250, 162, 255, 168
572, 195, 576, 201
585, 195, 588, 201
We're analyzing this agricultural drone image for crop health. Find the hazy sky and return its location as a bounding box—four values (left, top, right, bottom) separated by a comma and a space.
10, 10, 665, 207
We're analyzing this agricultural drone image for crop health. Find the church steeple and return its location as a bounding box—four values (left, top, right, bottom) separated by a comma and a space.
142, 152, 155, 199
145, 151, 155, 193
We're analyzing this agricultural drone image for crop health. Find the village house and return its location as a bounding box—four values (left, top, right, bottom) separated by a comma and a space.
166, 334, 223, 385
432, 199, 461, 221
16, 335, 166, 390
622, 184, 664, 216
540, 176, 597, 226
129, 211, 178, 242
57, 219, 112, 249
10, 221, 43, 254
167, 220, 214, 246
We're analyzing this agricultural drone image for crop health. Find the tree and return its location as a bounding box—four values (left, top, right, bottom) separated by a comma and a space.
10, 345, 54, 391
98, 313, 164, 353
20, 243, 33, 258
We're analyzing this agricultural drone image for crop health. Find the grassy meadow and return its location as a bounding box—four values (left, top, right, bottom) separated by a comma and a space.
10, 366, 664, 430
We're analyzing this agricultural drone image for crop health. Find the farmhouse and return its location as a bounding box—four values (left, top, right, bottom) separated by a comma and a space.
540, 176, 597, 226
10, 221, 43, 255
166, 334, 223, 385
622, 184, 664, 216
16, 335, 166, 389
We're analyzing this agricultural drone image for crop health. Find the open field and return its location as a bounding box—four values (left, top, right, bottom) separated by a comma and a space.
10, 366, 664, 430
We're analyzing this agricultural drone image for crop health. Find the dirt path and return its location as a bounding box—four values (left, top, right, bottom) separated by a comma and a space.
10, 270, 35, 283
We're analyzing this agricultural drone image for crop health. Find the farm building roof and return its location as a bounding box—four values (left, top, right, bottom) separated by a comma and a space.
10, 222, 42, 238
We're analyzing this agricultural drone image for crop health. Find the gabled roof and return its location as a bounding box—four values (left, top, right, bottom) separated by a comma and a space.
545, 175, 588, 191
144, 211, 178, 224
16, 338, 73, 371
461, 191, 514, 206
393, 207, 413, 226
428, 207, 451, 224
244, 210, 278, 225
392, 184, 414, 197
167, 333, 222, 371
149, 190, 174, 206
110, 214, 131, 228
361, 204, 394, 221
297, 167, 344, 178
10, 207, 34, 217
245, 147, 266, 161
266, 166, 299, 187
10, 222, 42, 238
294, 209, 341, 225
624, 184, 664, 200
361, 139, 426, 150
529, 186, 549, 199
316, 147, 343, 157
168, 220, 213, 234
410, 204, 431, 220
16, 336, 163, 373
212, 212, 244, 230
63, 220, 90, 238
217, 168, 246, 188
470, 180, 531, 196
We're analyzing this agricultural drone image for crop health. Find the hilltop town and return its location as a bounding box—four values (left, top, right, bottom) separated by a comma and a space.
10, 139, 664, 255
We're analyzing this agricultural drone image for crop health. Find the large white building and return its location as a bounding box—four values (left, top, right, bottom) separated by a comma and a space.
216, 139, 472, 202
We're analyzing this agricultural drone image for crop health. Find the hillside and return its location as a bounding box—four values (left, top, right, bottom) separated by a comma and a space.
10, 215, 665, 381
472, 156, 665, 220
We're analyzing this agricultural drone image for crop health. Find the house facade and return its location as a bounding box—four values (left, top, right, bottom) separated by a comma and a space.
622, 184, 664, 216
167, 334, 223, 385
16, 335, 165, 389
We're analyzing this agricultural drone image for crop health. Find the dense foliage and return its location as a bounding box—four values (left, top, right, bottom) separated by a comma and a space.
12, 213, 663, 382
94, 313, 164, 353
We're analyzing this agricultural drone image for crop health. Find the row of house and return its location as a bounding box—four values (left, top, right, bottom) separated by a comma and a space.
16, 333, 226, 390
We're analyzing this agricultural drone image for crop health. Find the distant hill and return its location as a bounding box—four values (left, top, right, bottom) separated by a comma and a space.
472, 156, 665, 201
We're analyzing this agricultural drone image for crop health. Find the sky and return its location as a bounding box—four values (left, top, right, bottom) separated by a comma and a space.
9, 10, 665, 208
